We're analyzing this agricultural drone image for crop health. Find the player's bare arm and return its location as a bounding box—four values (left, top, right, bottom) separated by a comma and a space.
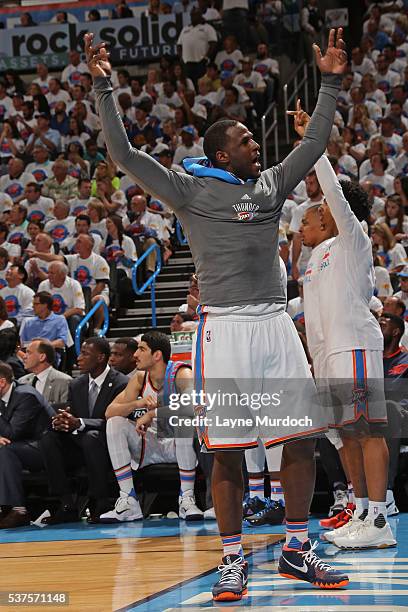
106, 371, 154, 418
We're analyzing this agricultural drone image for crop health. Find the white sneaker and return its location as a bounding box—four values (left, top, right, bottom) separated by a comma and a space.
179, 491, 204, 521
99, 494, 143, 523
323, 509, 362, 543
204, 507, 216, 520
328, 488, 348, 517
333, 517, 397, 549
386, 490, 399, 517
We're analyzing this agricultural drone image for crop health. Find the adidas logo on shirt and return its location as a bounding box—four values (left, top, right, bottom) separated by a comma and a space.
242, 194, 251, 200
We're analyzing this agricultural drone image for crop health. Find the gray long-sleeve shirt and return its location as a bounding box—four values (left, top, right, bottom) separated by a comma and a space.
94, 74, 341, 307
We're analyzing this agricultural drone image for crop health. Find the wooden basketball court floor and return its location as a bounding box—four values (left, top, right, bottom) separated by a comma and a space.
0, 515, 407, 611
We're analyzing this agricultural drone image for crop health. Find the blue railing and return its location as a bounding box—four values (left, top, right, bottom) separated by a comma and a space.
176, 220, 188, 245
131, 243, 161, 327
74, 299, 109, 356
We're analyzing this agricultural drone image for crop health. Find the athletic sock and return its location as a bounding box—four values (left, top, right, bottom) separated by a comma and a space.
355, 497, 369, 520
221, 532, 243, 558
368, 500, 387, 528
285, 519, 309, 549
386, 489, 395, 505
114, 463, 137, 499
249, 476, 264, 499
179, 468, 196, 496
12, 506, 27, 514
347, 481, 355, 504
270, 480, 285, 505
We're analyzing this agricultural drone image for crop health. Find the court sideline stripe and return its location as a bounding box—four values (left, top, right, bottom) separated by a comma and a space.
115, 538, 284, 611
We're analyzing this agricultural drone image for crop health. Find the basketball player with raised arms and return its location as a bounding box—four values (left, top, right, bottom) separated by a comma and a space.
291, 103, 396, 550
85, 30, 349, 599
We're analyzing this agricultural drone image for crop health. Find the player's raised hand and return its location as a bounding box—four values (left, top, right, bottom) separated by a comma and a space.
287, 99, 311, 138
313, 28, 347, 75
84, 32, 112, 79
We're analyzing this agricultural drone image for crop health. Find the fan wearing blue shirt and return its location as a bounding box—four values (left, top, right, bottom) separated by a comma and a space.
20, 291, 70, 350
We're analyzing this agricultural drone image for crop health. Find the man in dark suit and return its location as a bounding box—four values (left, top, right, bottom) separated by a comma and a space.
39, 337, 128, 524
0, 361, 54, 529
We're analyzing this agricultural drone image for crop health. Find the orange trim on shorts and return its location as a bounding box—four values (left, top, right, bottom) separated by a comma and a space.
263, 426, 328, 448
201, 437, 259, 451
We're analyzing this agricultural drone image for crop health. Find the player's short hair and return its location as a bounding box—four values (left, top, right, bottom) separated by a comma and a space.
339, 179, 372, 222
114, 337, 138, 353
141, 331, 171, 364
203, 119, 238, 165
83, 336, 111, 360
381, 313, 405, 339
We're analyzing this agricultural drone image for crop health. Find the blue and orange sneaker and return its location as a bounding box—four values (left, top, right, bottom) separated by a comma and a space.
212, 554, 249, 601
278, 540, 349, 588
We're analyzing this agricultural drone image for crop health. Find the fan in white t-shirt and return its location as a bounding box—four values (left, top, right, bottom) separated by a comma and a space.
65, 234, 110, 330
44, 200, 76, 246
0, 265, 34, 323
61, 51, 89, 89
372, 222, 407, 273
173, 126, 204, 166
20, 183, 54, 224
363, 154, 396, 197
215, 36, 244, 75
38, 260, 85, 321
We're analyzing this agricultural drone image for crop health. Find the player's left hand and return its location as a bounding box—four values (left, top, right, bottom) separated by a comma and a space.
84, 32, 112, 79
287, 99, 311, 138
314, 28, 347, 75
135, 411, 155, 436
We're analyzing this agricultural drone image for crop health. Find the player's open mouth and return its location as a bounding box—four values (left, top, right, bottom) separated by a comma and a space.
252, 153, 261, 168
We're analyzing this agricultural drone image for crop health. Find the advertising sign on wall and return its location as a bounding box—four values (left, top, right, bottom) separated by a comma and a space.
0, 13, 188, 71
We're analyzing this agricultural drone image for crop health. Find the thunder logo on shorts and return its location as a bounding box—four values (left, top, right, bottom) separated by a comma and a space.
51, 293, 67, 314
74, 265, 92, 286
5, 295, 19, 316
